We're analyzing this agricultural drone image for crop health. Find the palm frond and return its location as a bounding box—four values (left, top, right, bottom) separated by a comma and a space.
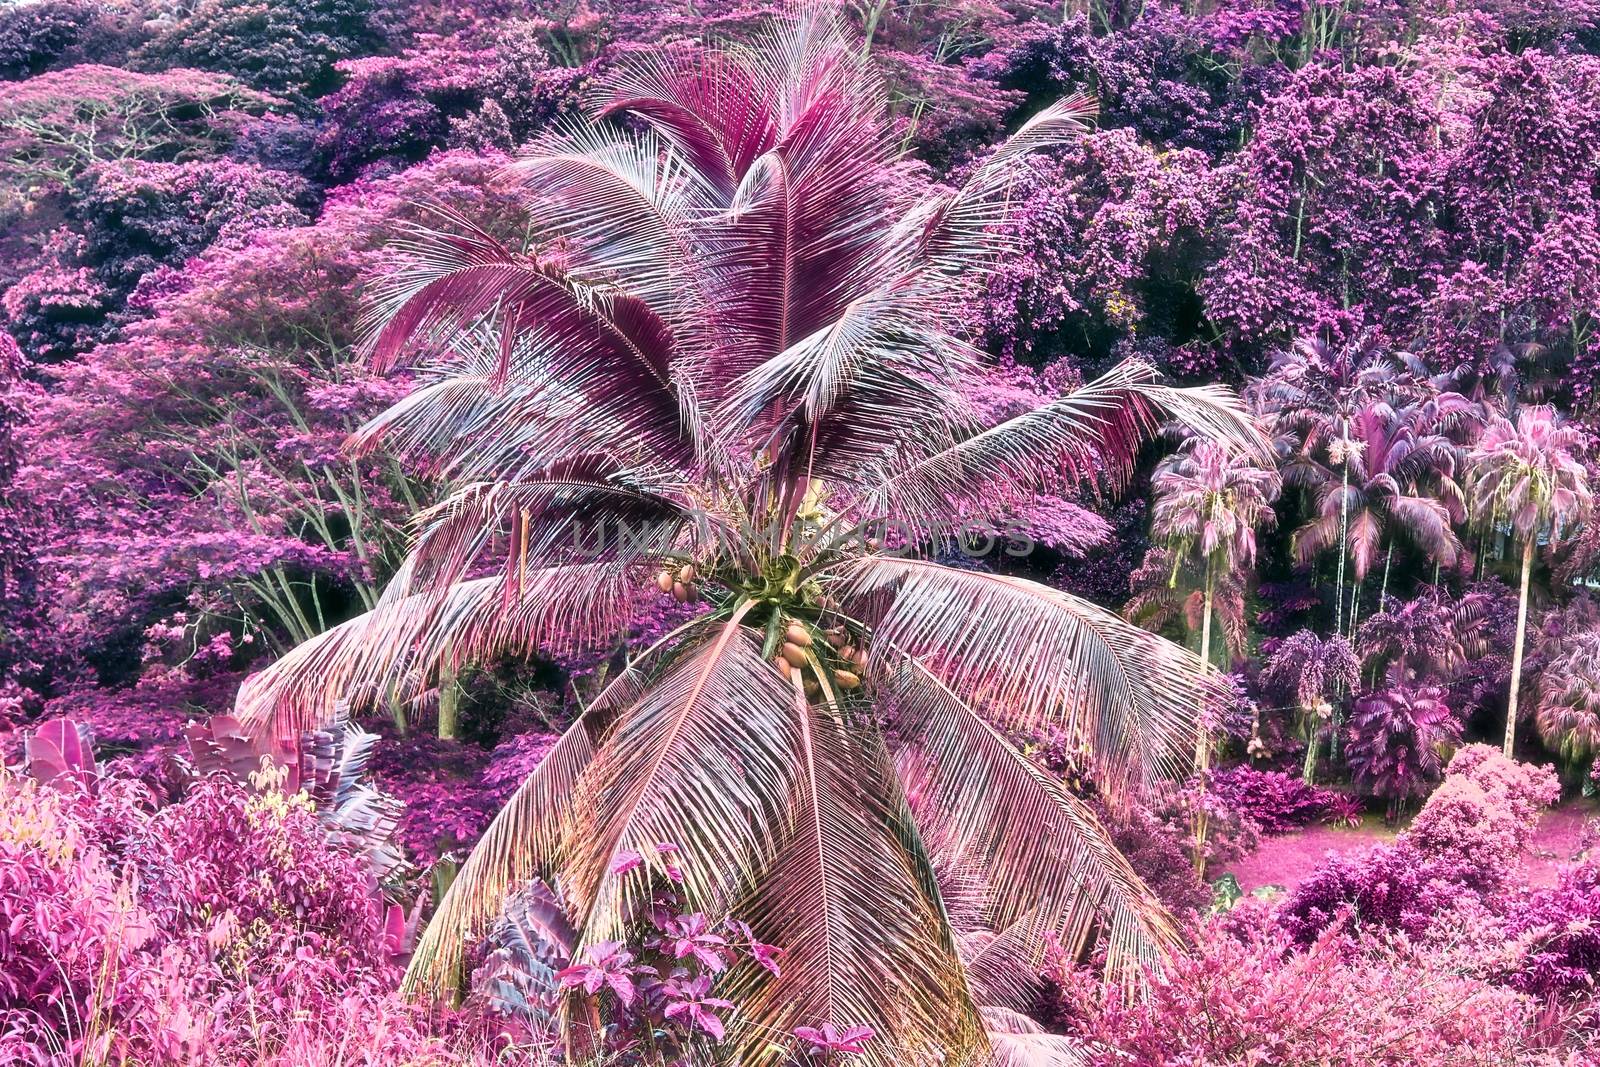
885, 95, 1096, 283
510, 124, 705, 309
559, 609, 805, 942
400, 464, 700, 596
980, 1007, 1091, 1067
403, 651, 678, 998
234, 564, 637, 742
403, 702, 608, 997
886, 656, 1182, 979
857, 360, 1270, 539
346, 324, 687, 480
839, 557, 1213, 803
721, 681, 985, 1067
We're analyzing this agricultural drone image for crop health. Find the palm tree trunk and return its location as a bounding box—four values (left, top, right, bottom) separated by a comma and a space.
1505, 535, 1536, 758
1301, 708, 1319, 784
438, 664, 461, 740
1334, 418, 1350, 636
1193, 562, 1215, 877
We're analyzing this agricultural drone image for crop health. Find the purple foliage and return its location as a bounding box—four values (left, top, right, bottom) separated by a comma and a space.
1347, 679, 1462, 815
1208, 766, 1349, 835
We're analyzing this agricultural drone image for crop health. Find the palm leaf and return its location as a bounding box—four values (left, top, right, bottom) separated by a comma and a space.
885, 656, 1182, 979
856, 360, 1271, 540
721, 681, 985, 1067
559, 608, 805, 943
980, 1007, 1090, 1067
839, 557, 1213, 803
403, 705, 606, 997
511, 125, 705, 310
234, 564, 637, 742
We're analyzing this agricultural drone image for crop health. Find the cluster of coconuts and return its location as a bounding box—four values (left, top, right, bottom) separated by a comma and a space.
772, 621, 867, 698
654, 564, 700, 603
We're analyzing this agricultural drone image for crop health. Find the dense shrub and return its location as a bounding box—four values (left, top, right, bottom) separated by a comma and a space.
1052, 904, 1572, 1067
1279, 745, 1558, 945
0, 767, 426, 1063
0, 0, 95, 81
17, 152, 523, 705
71, 158, 315, 290
135, 0, 380, 98
1503, 855, 1600, 998
0, 65, 272, 193
1206, 765, 1346, 834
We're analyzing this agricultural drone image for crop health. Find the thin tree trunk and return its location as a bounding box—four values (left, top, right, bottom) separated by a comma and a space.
1505, 535, 1536, 757
1302, 710, 1319, 784
1193, 562, 1216, 876
1334, 419, 1350, 636
438, 663, 461, 740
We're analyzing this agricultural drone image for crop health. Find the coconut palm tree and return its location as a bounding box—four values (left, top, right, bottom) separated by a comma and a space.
1132, 439, 1277, 870
233, 14, 1267, 1065
1468, 405, 1591, 757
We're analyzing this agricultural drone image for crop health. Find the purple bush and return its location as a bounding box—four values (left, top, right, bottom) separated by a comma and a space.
1207, 765, 1351, 834
1279, 745, 1559, 945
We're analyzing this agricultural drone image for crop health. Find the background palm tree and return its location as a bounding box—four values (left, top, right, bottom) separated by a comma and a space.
1134, 439, 1277, 870
234, 14, 1267, 1065
1259, 629, 1359, 784
1468, 405, 1591, 757
1288, 396, 1465, 635
1250, 336, 1405, 636
1535, 629, 1600, 780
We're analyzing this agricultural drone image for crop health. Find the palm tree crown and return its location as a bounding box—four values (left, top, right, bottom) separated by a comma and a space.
234, 14, 1267, 1065
1289, 399, 1464, 581
1151, 439, 1279, 578
1468, 404, 1591, 756
1468, 406, 1590, 543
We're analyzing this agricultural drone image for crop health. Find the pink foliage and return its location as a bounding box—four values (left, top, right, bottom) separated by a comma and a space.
1279, 745, 1559, 945
1052, 904, 1575, 1066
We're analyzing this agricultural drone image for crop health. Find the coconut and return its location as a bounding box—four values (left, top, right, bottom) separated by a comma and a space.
803, 679, 821, 699
835, 669, 861, 690
656, 570, 674, 594
781, 642, 808, 668
772, 656, 793, 679
672, 581, 688, 602
678, 563, 696, 584
850, 648, 868, 670
785, 623, 813, 648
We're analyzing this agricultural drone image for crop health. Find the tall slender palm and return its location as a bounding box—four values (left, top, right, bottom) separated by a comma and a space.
1289, 398, 1465, 631
234, 15, 1267, 1065
1468, 405, 1591, 757
1138, 439, 1277, 870
1250, 335, 1407, 636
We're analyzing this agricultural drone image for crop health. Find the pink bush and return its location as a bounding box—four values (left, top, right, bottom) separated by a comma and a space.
0, 766, 438, 1063
1279, 745, 1559, 945
1052, 904, 1574, 1066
